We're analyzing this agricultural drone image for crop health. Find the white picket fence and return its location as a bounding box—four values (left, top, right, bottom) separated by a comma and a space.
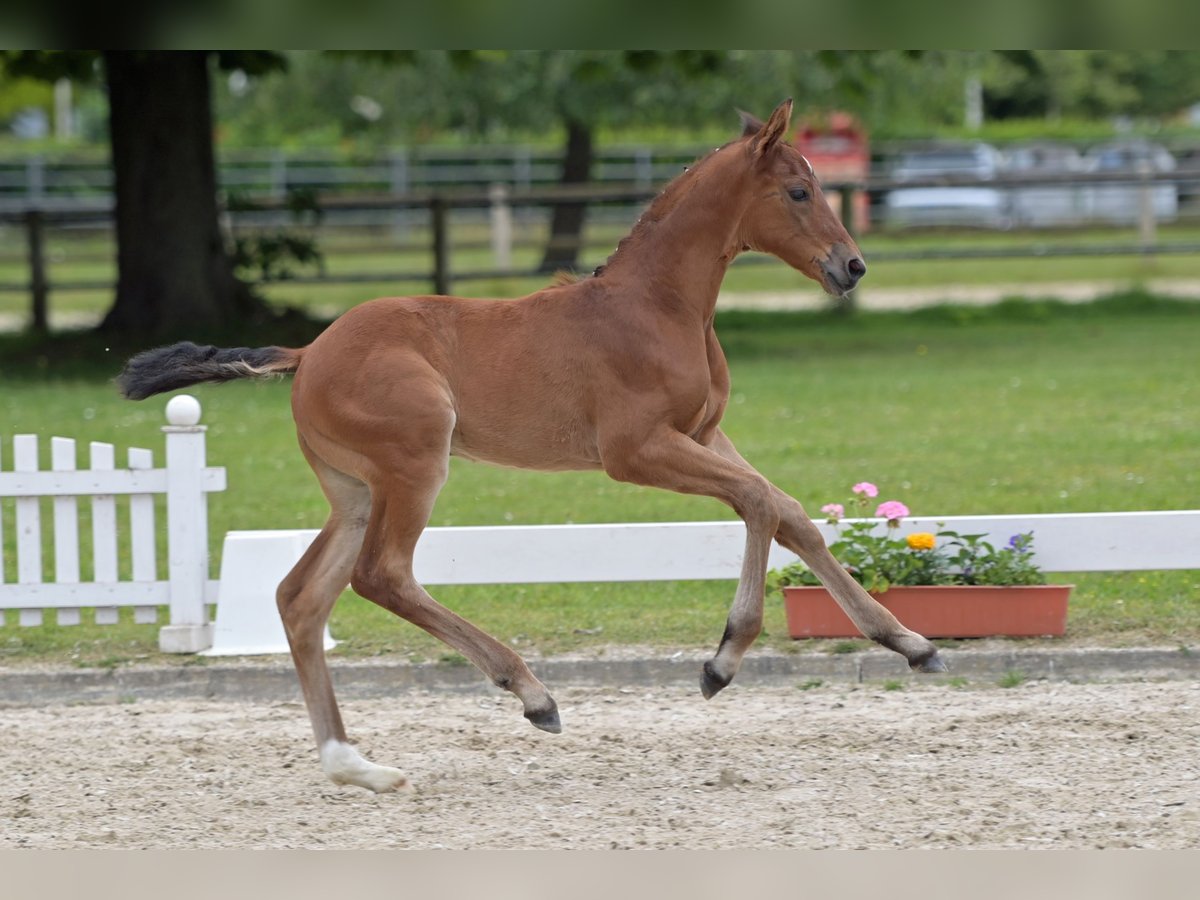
0, 396, 225, 652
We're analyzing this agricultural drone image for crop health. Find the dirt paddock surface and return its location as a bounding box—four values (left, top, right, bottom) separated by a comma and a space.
2, 678, 1198, 849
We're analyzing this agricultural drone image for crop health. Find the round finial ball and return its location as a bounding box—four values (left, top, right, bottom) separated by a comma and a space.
165, 394, 202, 426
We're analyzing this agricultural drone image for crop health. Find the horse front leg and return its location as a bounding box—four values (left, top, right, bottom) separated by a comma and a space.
602, 427, 780, 697
706, 429, 946, 673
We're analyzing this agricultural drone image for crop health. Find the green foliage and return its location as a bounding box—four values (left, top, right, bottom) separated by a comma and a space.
0, 51, 99, 83
231, 232, 322, 283
6, 51, 1200, 157
0, 74, 52, 122
227, 188, 323, 283
943, 532, 1045, 587
998, 670, 1028, 688
985, 51, 1200, 121
208, 50, 1200, 150
829, 641, 865, 655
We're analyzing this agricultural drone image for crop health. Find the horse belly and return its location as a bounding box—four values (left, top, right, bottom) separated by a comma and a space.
449, 407, 602, 472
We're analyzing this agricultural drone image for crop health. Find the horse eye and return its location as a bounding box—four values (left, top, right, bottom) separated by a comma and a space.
788, 187, 809, 201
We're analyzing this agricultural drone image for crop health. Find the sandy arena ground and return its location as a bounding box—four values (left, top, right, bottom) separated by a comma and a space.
2, 678, 1197, 849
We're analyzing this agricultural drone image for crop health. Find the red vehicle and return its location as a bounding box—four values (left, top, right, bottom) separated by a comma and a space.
795, 112, 870, 232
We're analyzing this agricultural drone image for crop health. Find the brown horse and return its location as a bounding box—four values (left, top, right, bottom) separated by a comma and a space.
120, 100, 945, 793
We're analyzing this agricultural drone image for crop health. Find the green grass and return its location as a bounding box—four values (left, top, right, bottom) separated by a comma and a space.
1, 291, 1199, 667
998, 670, 1029, 688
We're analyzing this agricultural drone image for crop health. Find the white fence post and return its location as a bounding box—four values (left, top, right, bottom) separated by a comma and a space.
159, 396, 214, 653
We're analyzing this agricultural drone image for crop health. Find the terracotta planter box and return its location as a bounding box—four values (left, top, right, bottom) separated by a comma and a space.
782, 584, 1073, 639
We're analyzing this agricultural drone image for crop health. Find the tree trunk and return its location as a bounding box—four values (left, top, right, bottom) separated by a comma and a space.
99, 51, 261, 338
538, 117, 593, 274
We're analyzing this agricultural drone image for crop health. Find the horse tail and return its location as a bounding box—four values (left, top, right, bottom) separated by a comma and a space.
117, 341, 305, 400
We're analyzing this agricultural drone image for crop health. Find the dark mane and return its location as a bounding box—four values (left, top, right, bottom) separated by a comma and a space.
593, 138, 741, 278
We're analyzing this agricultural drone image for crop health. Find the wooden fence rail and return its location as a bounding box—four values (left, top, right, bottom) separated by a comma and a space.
4, 168, 1200, 332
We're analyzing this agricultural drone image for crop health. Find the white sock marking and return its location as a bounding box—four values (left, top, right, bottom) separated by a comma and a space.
320, 740, 410, 793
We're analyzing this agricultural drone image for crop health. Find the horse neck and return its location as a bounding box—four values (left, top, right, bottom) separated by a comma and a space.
602, 152, 752, 322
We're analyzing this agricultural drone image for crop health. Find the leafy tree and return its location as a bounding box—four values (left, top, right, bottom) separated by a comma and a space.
217, 50, 936, 272
419, 50, 956, 270
984, 51, 1200, 122
0, 74, 53, 129
353, 51, 734, 273
0, 50, 286, 339
411, 50, 789, 272
506, 52, 730, 272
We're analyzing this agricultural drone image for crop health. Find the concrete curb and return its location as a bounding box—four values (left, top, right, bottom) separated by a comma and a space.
1, 646, 1196, 708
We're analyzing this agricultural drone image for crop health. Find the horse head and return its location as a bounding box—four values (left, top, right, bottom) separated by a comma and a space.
736, 99, 866, 296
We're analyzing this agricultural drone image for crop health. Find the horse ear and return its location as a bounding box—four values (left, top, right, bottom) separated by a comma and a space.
738, 109, 764, 138
750, 98, 793, 158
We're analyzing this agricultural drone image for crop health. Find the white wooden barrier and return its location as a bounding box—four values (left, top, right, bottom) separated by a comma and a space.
0, 395, 226, 652
208, 510, 1200, 656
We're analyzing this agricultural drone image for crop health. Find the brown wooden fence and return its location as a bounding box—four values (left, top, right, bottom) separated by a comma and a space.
2, 169, 1198, 333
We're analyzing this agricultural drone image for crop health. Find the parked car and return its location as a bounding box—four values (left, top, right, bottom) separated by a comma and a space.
1174, 146, 1200, 206
1081, 140, 1177, 224
1005, 143, 1087, 227
884, 143, 1011, 229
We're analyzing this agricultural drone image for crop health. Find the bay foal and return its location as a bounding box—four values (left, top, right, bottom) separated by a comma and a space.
120, 100, 945, 793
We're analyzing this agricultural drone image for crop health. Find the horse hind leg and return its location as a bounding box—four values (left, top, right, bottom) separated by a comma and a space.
351, 466, 561, 735
277, 456, 410, 793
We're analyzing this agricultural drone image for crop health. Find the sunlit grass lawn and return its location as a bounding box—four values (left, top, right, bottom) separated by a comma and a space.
1, 293, 1198, 667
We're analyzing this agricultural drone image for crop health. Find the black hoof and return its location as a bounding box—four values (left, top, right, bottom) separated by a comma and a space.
910, 649, 948, 674
525, 701, 562, 734
700, 661, 732, 699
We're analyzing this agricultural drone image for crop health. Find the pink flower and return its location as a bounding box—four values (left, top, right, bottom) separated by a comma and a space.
875, 500, 910, 522
852, 482, 879, 498
820, 503, 844, 519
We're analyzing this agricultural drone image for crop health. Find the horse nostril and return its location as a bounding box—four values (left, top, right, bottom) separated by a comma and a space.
847, 258, 866, 280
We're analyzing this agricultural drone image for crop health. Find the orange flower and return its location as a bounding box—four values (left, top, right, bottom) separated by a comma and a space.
906, 532, 936, 551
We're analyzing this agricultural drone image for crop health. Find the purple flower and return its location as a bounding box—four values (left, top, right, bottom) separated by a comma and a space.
1007, 533, 1033, 554
852, 482, 879, 498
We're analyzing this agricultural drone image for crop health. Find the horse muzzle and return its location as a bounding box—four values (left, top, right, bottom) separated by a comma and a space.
820, 244, 867, 296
